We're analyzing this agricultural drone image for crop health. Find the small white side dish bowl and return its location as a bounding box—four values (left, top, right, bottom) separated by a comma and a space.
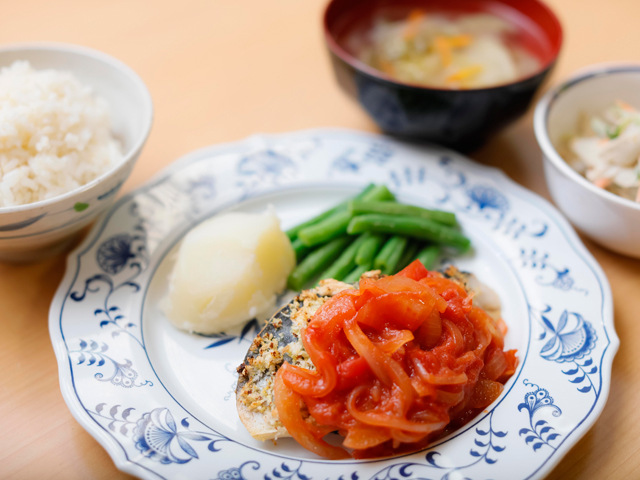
0, 43, 153, 262
534, 64, 640, 258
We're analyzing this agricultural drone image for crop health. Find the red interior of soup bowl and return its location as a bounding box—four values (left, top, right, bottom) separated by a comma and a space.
324, 0, 563, 90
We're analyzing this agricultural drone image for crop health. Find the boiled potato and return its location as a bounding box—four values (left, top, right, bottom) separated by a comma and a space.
163, 207, 295, 334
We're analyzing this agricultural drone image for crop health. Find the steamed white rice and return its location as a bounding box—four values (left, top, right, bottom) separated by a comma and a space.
0, 61, 122, 207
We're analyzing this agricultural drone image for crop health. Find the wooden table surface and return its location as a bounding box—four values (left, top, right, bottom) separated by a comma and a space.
1, 0, 639, 478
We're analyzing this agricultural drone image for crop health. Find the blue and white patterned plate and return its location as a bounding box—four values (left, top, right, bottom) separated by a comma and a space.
49, 129, 617, 480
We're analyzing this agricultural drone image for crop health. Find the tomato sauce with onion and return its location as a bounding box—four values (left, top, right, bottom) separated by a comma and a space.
273, 260, 517, 459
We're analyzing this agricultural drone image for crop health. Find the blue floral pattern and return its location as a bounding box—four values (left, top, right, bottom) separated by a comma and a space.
332, 148, 361, 173
238, 150, 295, 177
52, 130, 616, 480
134, 409, 205, 464
367, 411, 507, 480
518, 380, 562, 452
235, 149, 298, 198
187, 175, 216, 200
332, 142, 394, 174
96, 234, 138, 275
533, 306, 597, 363
430, 157, 549, 239
195, 318, 261, 350
531, 305, 600, 394
518, 249, 588, 294
265, 462, 312, 480
467, 185, 509, 211
69, 339, 152, 388
89, 404, 229, 465
213, 461, 260, 480
71, 273, 143, 345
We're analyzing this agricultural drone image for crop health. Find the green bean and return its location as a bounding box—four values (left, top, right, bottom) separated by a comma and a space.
343, 262, 373, 284
355, 233, 386, 266
291, 237, 313, 262
374, 235, 407, 272
287, 236, 352, 291
416, 245, 441, 270
347, 214, 471, 251
298, 185, 396, 247
286, 206, 342, 241
383, 236, 408, 274
373, 237, 396, 270
396, 241, 420, 272
319, 234, 369, 281
360, 184, 396, 203
285, 184, 375, 240
297, 210, 351, 247
349, 200, 457, 226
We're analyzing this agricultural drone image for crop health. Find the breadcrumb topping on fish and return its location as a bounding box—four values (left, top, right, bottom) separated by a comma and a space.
236, 278, 355, 434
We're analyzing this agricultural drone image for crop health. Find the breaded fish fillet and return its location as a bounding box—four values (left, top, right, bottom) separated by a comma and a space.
235, 278, 355, 440
235, 268, 500, 441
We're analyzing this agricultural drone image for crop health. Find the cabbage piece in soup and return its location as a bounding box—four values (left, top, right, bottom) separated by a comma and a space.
358, 11, 541, 89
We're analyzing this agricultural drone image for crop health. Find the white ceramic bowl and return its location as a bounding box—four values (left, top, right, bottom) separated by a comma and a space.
534, 64, 640, 258
0, 43, 153, 262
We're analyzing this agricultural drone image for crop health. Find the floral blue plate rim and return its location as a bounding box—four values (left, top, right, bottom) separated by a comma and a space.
49, 128, 617, 480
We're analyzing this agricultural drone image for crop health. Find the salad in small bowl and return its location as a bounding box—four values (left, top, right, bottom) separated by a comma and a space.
535, 64, 640, 258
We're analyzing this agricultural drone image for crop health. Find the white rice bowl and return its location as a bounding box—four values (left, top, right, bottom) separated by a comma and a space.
0, 61, 122, 207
